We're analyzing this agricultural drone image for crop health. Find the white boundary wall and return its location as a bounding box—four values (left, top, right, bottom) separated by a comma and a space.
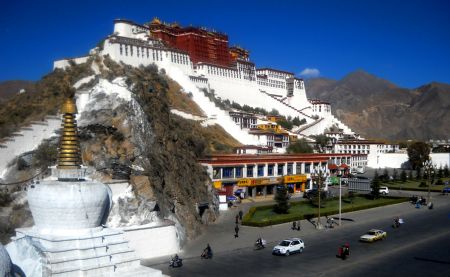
121, 223, 180, 259
371, 152, 450, 169
0, 117, 60, 179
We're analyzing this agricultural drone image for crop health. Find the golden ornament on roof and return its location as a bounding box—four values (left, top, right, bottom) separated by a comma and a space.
57, 98, 82, 169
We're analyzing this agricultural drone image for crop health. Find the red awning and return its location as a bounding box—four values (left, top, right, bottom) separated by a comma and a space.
328, 164, 338, 170
339, 163, 349, 169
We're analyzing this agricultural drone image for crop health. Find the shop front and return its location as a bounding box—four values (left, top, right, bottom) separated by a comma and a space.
283, 175, 307, 193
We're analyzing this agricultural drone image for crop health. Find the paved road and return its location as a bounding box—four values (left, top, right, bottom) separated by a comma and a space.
146, 193, 450, 276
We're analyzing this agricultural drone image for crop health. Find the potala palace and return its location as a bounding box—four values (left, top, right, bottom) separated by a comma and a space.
54, 18, 353, 148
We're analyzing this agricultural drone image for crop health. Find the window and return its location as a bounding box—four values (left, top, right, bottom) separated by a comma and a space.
223, 167, 234, 178
277, 164, 284, 176
119, 44, 123, 55
268, 164, 274, 176
296, 163, 302, 174
257, 165, 265, 177
247, 165, 254, 177
213, 167, 221, 179
235, 167, 243, 178
305, 163, 311, 174
287, 163, 293, 175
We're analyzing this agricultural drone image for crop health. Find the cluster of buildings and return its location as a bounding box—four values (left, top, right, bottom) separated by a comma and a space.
56, 17, 440, 202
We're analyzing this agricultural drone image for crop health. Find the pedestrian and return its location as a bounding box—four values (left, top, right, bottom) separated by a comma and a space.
344, 243, 350, 257
297, 220, 301, 231
238, 210, 243, 221
235, 214, 239, 224
292, 221, 297, 230
234, 224, 239, 238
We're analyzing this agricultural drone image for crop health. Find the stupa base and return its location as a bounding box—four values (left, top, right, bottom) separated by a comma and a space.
6, 227, 164, 277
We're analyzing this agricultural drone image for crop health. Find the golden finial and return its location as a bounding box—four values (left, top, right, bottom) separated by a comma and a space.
151, 17, 161, 24
57, 98, 82, 169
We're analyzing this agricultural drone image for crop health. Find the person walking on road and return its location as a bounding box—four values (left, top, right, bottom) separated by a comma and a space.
238, 210, 243, 221
235, 214, 239, 224
297, 220, 301, 231
234, 224, 239, 238
292, 221, 297, 230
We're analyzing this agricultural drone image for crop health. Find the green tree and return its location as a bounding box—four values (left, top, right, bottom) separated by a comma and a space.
371, 171, 381, 199
312, 135, 330, 153
408, 170, 413, 181
273, 185, 290, 214
416, 167, 422, 180
444, 165, 450, 178
269, 108, 280, 116
292, 116, 301, 126
407, 141, 430, 170
400, 170, 407, 183
276, 118, 293, 130
437, 165, 443, 179
383, 168, 389, 182
287, 139, 313, 153
392, 169, 398, 181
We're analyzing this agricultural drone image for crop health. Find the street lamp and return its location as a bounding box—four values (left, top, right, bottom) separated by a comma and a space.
423, 160, 434, 205
314, 166, 327, 229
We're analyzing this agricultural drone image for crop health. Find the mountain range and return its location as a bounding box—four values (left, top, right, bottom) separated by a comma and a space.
305, 70, 450, 141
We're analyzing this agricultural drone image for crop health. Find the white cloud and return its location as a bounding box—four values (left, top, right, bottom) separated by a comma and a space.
299, 68, 320, 78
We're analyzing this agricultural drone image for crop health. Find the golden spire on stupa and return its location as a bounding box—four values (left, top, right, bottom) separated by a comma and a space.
57, 98, 82, 169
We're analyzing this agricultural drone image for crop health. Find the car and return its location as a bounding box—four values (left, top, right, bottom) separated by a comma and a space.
304, 188, 329, 200
226, 195, 241, 204
442, 187, 450, 193
272, 238, 305, 256
359, 229, 387, 242
379, 186, 389, 195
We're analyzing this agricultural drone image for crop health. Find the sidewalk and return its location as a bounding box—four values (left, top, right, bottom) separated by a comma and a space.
141, 191, 448, 267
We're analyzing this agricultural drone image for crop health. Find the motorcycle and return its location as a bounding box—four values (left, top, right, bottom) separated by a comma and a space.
392, 218, 404, 228
201, 249, 213, 259
169, 255, 183, 268
254, 238, 266, 250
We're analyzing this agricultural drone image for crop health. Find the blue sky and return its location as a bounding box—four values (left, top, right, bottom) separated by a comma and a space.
1, 0, 449, 88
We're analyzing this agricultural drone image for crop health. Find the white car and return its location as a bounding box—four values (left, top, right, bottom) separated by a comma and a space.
379, 186, 389, 195
272, 238, 305, 256
359, 229, 387, 242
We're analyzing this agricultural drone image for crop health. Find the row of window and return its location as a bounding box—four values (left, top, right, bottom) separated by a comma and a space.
119, 44, 164, 61
206, 66, 240, 78
118, 43, 191, 67
170, 52, 189, 65
257, 80, 286, 89
212, 162, 327, 180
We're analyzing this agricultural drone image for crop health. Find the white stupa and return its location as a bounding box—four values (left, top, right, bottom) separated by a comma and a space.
6, 98, 163, 276
1, 244, 13, 276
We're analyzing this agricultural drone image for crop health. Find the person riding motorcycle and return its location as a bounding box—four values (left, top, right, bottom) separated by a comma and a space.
255, 237, 265, 249
201, 244, 213, 259
169, 254, 182, 267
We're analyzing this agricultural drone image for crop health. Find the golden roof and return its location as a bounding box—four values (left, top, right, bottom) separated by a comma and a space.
151, 17, 161, 24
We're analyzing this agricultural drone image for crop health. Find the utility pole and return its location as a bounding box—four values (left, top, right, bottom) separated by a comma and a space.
339, 176, 342, 226
424, 160, 434, 205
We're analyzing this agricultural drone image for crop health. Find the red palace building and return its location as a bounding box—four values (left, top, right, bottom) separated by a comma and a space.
148, 17, 249, 67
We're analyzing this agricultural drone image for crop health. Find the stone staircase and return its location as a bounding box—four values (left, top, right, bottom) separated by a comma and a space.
12, 227, 162, 276
258, 90, 313, 120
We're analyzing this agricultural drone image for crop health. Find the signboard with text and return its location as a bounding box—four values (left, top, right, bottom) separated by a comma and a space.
283, 175, 307, 183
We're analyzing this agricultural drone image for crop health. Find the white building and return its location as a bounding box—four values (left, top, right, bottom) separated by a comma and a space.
54, 19, 355, 142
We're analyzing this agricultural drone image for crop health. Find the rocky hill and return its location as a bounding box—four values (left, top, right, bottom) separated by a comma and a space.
0, 80, 35, 103
0, 57, 241, 244
306, 70, 450, 140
